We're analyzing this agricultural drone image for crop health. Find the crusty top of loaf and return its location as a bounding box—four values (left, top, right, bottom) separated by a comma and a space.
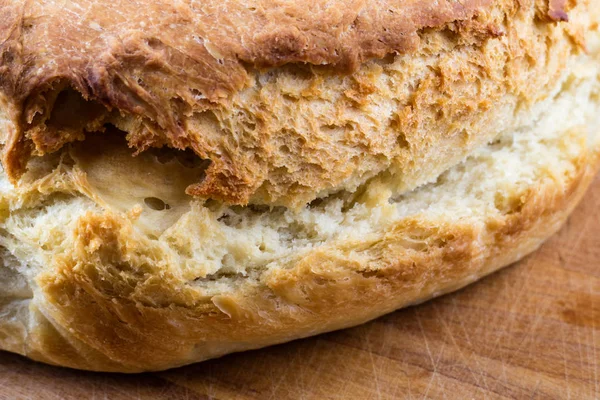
0, 0, 569, 207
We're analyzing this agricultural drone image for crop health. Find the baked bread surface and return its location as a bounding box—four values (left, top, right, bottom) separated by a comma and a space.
0, 0, 598, 372
0, 54, 598, 371
0, 0, 581, 208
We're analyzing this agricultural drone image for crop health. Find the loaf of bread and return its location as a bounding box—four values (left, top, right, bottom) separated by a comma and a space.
0, 0, 598, 372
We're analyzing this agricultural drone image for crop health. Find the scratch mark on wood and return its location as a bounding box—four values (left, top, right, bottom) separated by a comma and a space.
364, 328, 382, 400
561, 320, 572, 400
439, 299, 490, 391
590, 279, 599, 399
416, 310, 438, 400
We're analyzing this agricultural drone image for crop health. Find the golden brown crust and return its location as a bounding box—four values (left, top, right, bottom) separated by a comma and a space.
23, 139, 597, 373
0, 0, 578, 208
0, 73, 597, 371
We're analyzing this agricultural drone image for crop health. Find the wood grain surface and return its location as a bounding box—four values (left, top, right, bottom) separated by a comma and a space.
1, 177, 599, 400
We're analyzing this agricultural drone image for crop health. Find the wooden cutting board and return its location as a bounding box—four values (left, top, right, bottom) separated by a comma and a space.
1, 177, 599, 400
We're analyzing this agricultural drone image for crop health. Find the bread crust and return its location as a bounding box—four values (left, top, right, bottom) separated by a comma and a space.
0, 0, 580, 208
10, 137, 594, 372
0, 91, 594, 372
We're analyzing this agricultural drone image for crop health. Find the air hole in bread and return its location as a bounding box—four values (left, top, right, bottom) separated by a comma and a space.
68, 130, 211, 235
282, 94, 299, 102
388, 117, 410, 149
48, 88, 107, 131
144, 197, 171, 211
217, 211, 243, 227
308, 198, 324, 208
24, 85, 109, 153
148, 146, 208, 169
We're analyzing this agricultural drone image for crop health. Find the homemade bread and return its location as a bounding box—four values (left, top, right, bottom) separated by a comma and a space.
0, 0, 598, 372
